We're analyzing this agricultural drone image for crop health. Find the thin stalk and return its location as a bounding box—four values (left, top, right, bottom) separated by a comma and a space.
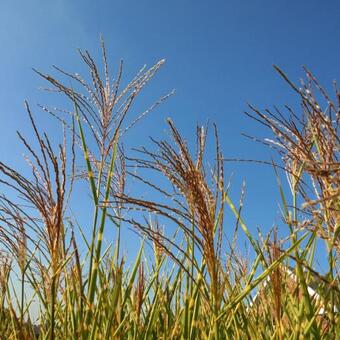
87, 155, 104, 286
328, 244, 335, 339
116, 220, 121, 266
50, 274, 56, 340
20, 268, 25, 328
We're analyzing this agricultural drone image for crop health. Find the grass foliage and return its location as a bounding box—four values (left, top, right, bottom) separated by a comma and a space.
0, 40, 339, 339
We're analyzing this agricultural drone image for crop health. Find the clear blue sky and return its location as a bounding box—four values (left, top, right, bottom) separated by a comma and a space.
0, 1, 339, 262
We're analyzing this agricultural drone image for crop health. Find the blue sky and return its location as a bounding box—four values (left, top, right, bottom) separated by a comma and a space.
0, 1, 339, 263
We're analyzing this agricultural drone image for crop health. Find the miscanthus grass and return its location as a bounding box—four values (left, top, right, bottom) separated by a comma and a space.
0, 40, 338, 339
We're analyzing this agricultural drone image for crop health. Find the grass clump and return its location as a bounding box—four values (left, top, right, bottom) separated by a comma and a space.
0, 41, 338, 339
